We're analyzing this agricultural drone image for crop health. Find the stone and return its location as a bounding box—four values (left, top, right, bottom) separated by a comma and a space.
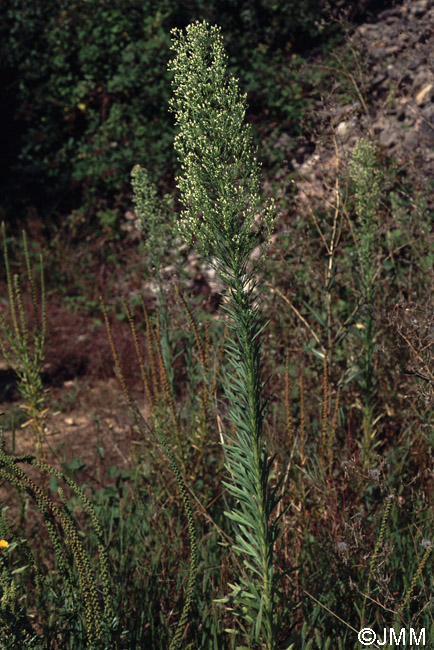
407, 56, 427, 70
385, 45, 402, 56
410, 6, 427, 16
419, 106, 434, 143
379, 126, 398, 148
415, 83, 434, 105
336, 121, 349, 137
378, 7, 403, 20
371, 72, 387, 87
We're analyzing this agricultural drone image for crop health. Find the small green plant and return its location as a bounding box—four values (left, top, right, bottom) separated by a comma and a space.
0, 223, 48, 462
348, 139, 382, 468
361, 492, 395, 627
101, 297, 199, 650
130, 164, 180, 395
168, 20, 280, 649
0, 448, 114, 648
130, 165, 178, 282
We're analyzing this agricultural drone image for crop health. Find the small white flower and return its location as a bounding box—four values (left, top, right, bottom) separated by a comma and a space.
337, 542, 349, 560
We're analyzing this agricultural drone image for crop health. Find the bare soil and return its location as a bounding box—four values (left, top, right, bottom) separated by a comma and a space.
0, 275, 152, 529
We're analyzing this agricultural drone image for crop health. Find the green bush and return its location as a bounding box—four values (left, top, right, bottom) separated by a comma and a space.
1, 0, 380, 236
1, 1, 177, 234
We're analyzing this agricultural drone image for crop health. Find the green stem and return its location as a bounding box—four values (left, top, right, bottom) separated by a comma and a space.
224, 273, 277, 649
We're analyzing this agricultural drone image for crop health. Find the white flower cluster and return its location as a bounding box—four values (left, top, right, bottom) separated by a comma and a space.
168, 20, 274, 264
349, 138, 382, 292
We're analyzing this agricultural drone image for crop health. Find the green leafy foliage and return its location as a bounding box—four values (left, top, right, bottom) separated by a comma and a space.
1, 0, 378, 234
1, 0, 176, 232
170, 20, 280, 649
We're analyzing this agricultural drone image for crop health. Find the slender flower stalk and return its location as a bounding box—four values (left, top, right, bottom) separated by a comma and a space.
349, 139, 382, 467
168, 20, 279, 649
0, 223, 48, 464
131, 165, 177, 394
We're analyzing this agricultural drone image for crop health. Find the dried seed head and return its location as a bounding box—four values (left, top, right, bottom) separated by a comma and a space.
368, 468, 381, 481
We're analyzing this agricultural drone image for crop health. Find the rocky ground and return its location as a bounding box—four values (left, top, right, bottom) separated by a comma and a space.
291, 0, 434, 219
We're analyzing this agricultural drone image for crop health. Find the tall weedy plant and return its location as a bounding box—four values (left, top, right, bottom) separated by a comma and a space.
130, 165, 178, 395
168, 20, 281, 649
348, 140, 382, 468
0, 223, 48, 463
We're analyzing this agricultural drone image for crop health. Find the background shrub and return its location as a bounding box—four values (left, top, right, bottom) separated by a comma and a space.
0, 0, 394, 237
